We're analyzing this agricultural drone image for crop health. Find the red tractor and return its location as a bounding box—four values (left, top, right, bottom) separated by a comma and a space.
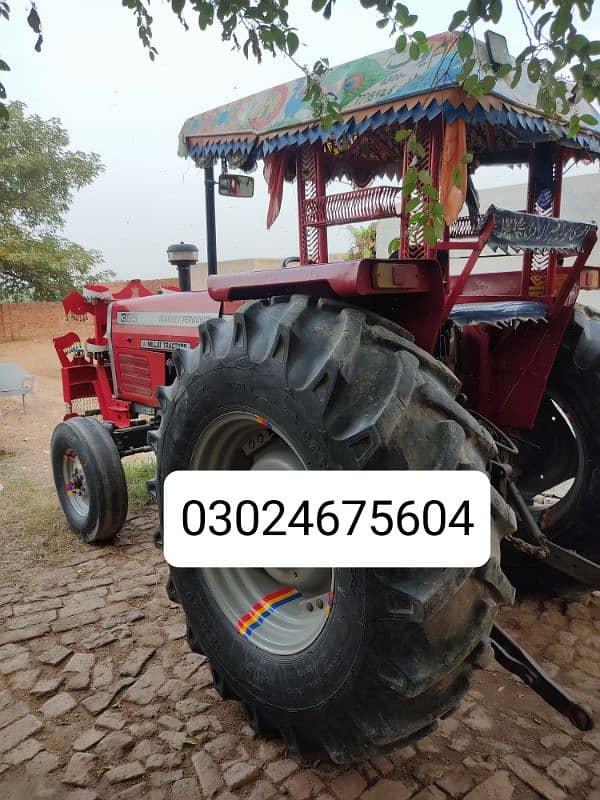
51, 32, 600, 761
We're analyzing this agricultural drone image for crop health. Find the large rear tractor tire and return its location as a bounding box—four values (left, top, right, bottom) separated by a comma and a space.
152, 296, 515, 763
508, 320, 600, 596
51, 416, 128, 543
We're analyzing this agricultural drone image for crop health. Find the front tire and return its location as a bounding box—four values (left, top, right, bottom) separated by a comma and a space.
152, 296, 515, 762
51, 416, 128, 543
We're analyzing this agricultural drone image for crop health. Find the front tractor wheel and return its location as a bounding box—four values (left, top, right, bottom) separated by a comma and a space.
51, 416, 128, 543
152, 296, 515, 762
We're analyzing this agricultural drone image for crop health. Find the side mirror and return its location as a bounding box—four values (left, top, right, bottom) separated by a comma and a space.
218, 174, 254, 198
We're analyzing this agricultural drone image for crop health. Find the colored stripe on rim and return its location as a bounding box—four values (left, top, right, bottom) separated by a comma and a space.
236, 586, 302, 638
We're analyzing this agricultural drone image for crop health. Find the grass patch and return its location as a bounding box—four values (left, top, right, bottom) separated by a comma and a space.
0, 460, 82, 572
123, 455, 156, 510
0, 453, 157, 578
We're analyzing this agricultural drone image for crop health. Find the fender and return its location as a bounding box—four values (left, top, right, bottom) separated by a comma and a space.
572, 305, 600, 372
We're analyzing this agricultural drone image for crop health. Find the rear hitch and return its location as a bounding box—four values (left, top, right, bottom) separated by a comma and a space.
490, 623, 593, 731
507, 480, 600, 588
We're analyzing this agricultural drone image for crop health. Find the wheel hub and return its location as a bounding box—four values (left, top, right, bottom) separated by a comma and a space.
190, 411, 334, 654
264, 568, 332, 594
62, 449, 89, 516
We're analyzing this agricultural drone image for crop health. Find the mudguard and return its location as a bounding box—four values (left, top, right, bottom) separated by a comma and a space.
573, 304, 600, 372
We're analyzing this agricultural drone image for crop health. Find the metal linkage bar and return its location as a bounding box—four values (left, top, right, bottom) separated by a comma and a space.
490, 624, 593, 732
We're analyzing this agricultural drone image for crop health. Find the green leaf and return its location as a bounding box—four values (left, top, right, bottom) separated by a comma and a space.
394, 34, 407, 53
457, 33, 474, 61
395, 129, 413, 142
489, 0, 502, 24
551, 5, 571, 40
311, 0, 327, 10
494, 63, 512, 78
409, 41, 420, 60
515, 45, 536, 65
449, 10, 467, 30
0, 60, 10, 72
567, 116, 580, 138
422, 184, 438, 199
463, 73, 479, 95
388, 237, 400, 255
510, 64, 522, 88
456, 57, 476, 81
451, 166, 463, 188
417, 169, 432, 184
406, 197, 420, 212
534, 11, 552, 39
460, 152, 474, 164
580, 113, 597, 126
478, 75, 496, 93
402, 169, 418, 196
569, 34, 589, 53
286, 31, 299, 56
527, 58, 541, 83
424, 224, 438, 247
171, 0, 185, 14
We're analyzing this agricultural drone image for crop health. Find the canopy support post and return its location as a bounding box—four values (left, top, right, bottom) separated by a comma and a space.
521, 143, 563, 297
400, 118, 442, 260
297, 145, 328, 264
205, 165, 218, 276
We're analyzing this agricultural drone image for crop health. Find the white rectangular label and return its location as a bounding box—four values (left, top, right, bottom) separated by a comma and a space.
116, 311, 218, 327
163, 471, 491, 568
140, 339, 191, 351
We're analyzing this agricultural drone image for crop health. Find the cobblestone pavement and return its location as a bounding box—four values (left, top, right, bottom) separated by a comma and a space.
1, 514, 599, 800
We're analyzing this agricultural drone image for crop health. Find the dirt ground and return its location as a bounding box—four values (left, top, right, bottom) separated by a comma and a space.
0, 337, 599, 800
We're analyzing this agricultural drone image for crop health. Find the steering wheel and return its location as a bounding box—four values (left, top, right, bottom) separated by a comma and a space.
281, 256, 301, 269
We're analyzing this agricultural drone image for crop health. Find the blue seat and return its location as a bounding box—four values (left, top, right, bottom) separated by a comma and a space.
450, 300, 548, 327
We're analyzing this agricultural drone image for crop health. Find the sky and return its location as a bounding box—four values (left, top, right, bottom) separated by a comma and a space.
5, 0, 600, 280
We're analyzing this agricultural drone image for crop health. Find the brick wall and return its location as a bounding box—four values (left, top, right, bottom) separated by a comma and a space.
0, 279, 171, 343
0, 301, 93, 343
1, 262, 331, 343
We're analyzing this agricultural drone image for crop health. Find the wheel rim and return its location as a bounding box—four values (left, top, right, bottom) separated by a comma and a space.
189, 411, 334, 655
62, 448, 89, 516
521, 393, 584, 526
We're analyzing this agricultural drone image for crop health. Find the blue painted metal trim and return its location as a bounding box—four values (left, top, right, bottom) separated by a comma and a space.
188, 102, 600, 161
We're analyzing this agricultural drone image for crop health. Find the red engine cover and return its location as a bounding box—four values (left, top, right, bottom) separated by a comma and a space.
110, 290, 222, 406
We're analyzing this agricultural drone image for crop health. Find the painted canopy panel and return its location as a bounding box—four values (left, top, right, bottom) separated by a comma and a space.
179, 32, 600, 155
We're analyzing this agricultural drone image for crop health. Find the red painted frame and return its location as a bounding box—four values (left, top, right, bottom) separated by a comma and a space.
209, 133, 598, 429
54, 132, 598, 434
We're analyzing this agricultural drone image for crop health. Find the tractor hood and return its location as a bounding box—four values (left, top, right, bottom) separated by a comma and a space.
109, 291, 221, 406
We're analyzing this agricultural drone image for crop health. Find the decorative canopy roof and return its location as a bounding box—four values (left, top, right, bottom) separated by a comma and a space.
178, 32, 600, 163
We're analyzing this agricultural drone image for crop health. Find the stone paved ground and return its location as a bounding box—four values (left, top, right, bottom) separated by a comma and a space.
1, 514, 599, 800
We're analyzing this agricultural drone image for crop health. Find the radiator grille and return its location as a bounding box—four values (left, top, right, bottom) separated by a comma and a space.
118, 352, 152, 398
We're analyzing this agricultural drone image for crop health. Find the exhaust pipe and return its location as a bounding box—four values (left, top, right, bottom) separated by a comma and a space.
167, 242, 199, 292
